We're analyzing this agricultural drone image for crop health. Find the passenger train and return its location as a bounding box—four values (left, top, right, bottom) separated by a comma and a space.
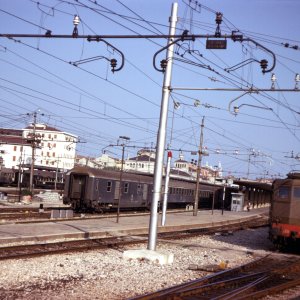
270, 172, 300, 248
63, 166, 235, 212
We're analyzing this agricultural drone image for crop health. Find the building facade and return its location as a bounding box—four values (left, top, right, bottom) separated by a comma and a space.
0, 124, 77, 171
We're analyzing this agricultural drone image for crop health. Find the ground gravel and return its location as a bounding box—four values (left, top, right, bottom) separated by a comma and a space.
0, 227, 286, 300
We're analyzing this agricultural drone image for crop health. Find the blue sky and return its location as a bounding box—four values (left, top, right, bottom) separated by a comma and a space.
0, 0, 299, 179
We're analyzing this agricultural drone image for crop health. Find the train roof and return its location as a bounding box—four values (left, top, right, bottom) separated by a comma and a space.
233, 179, 272, 191
66, 166, 223, 190
66, 166, 154, 183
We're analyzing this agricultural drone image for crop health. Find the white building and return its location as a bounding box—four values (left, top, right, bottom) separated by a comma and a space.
94, 153, 118, 169
0, 124, 77, 171
75, 153, 118, 169
124, 148, 156, 173
0, 129, 31, 169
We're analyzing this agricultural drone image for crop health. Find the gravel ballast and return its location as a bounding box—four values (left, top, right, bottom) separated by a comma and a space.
0, 227, 284, 300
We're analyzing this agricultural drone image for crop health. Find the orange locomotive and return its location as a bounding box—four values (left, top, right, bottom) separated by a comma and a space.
270, 172, 300, 248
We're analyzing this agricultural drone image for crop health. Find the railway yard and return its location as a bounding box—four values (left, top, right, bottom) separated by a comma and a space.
0, 199, 300, 300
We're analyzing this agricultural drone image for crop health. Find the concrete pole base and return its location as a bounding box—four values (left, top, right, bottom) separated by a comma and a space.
123, 249, 174, 265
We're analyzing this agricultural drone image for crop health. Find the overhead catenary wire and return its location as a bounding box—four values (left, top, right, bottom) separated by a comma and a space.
1, 0, 298, 178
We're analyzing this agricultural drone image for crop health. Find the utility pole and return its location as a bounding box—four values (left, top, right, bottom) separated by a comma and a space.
54, 159, 59, 190
147, 2, 178, 251
116, 136, 130, 223
193, 117, 205, 216
29, 111, 37, 193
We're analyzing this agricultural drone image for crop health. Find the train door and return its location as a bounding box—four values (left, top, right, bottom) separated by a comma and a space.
70, 174, 88, 209
143, 184, 148, 202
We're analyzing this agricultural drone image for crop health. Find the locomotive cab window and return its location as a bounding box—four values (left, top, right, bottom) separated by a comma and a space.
277, 186, 290, 199
294, 187, 300, 199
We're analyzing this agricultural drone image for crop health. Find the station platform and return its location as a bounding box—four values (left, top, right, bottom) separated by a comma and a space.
0, 207, 269, 246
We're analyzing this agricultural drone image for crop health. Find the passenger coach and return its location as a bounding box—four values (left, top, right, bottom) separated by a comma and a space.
63, 166, 225, 212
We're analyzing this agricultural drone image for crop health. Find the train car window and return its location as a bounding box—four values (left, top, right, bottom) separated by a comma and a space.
107, 181, 112, 192
124, 183, 129, 193
294, 187, 300, 198
137, 184, 142, 195
278, 186, 289, 199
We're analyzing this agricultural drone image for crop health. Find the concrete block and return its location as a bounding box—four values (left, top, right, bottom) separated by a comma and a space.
123, 249, 174, 265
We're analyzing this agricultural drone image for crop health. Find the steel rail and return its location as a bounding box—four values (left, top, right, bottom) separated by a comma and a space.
130, 255, 300, 300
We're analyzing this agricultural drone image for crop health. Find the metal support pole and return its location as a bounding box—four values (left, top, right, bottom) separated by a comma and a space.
222, 185, 226, 215
29, 111, 37, 192
117, 144, 125, 223
161, 151, 172, 226
193, 117, 205, 216
147, 2, 178, 251
55, 160, 59, 190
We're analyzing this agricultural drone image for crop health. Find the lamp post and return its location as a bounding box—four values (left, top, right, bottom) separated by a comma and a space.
116, 136, 130, 223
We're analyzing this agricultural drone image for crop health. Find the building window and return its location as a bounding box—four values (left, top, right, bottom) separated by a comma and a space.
53, 152, 55, 157
48, 134, 51, 138
54, 134, 57, 139
107, 181, 112, 192
13, 146, 17, 151
124, 183, 129, 193
13, 156, 16, 161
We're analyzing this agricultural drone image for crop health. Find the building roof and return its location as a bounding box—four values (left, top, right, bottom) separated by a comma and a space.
175, 159, 189, 163
127, 155, 156, 162
0, 128, 23, 136
170, 168, 191, 177
24, 124, 61, 132
0, 135, 30, 145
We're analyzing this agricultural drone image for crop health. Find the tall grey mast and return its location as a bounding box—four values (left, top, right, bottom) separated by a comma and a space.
147, 2, 178, 251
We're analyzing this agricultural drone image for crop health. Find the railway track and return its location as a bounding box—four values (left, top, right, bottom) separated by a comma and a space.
0, 235, 147, 261
0, 215, 269, 260
130, 254, 300, 300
